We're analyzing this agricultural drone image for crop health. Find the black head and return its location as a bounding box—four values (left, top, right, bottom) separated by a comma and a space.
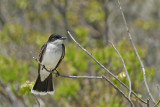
48, 33, 66, 42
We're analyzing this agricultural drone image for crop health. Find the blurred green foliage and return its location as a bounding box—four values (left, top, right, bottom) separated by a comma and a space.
65, 43, 89, 74
74, 26, 89, 42
135, 19, 159, 31
0, 23, 25, 43
54, 79, 80, 100
0, 55, 29, 83
84, 1, 105, 23
99, 96, 124, 107
16, 0, 29, 9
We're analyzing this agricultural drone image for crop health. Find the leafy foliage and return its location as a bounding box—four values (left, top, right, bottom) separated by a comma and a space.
20, 81, 34, 95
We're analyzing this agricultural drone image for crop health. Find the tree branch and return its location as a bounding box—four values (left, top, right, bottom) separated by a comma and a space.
67, 31, 147, 104
117, 0, 156, 104
32, 56, 103, 79
109, 41, 133, 106
68, 31, 147, 104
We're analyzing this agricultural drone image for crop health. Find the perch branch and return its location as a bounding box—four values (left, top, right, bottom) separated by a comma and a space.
117, 0, 156, 104
32, 56, 102, 79
67, 31, 147, 104
32, 56, 133, 106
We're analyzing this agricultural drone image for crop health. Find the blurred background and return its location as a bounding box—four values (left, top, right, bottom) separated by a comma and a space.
0, 0, 160, 107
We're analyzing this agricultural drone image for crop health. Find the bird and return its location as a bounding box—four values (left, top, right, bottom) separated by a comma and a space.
31, 33, 66, 95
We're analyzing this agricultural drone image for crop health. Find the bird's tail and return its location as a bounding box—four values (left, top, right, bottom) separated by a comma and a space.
31, 73, 54, 95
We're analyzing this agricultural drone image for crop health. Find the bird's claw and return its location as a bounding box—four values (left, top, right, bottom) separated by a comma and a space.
42, 65, 45, 70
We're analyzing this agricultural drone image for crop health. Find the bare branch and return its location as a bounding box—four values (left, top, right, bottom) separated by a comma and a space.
117, 0, 156, 104
109, 42, 133, 105
67, 31, 147, 104
58, 74, 102, 79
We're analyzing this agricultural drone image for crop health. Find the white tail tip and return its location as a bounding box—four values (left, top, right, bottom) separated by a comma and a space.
31, 89, 54, 95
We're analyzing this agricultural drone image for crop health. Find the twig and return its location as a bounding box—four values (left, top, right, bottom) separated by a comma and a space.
67, 31, 147, 104
32, 95, 40, 106
117, 0, 156, 104
33, 95, 45, 107
102, 75, 133, 107
109, 42, 133, 105
154, 100, 160, 107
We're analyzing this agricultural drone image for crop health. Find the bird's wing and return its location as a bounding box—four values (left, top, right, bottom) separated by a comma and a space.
54, 44, 65, 70
38, 43, 47, 74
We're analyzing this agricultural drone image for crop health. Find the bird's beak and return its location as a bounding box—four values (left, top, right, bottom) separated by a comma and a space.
60, 36, 67, 40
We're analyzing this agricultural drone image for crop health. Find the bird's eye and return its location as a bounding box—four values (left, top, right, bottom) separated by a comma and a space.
56, 36, 60, 39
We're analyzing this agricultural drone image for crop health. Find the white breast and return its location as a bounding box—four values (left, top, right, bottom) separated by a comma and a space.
40, 43, 62, 81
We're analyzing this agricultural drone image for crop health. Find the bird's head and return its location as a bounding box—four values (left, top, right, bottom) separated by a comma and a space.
48, 33, 67, 44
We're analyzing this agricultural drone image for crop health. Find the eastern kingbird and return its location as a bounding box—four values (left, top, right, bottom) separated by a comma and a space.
31, 34, 66, 95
